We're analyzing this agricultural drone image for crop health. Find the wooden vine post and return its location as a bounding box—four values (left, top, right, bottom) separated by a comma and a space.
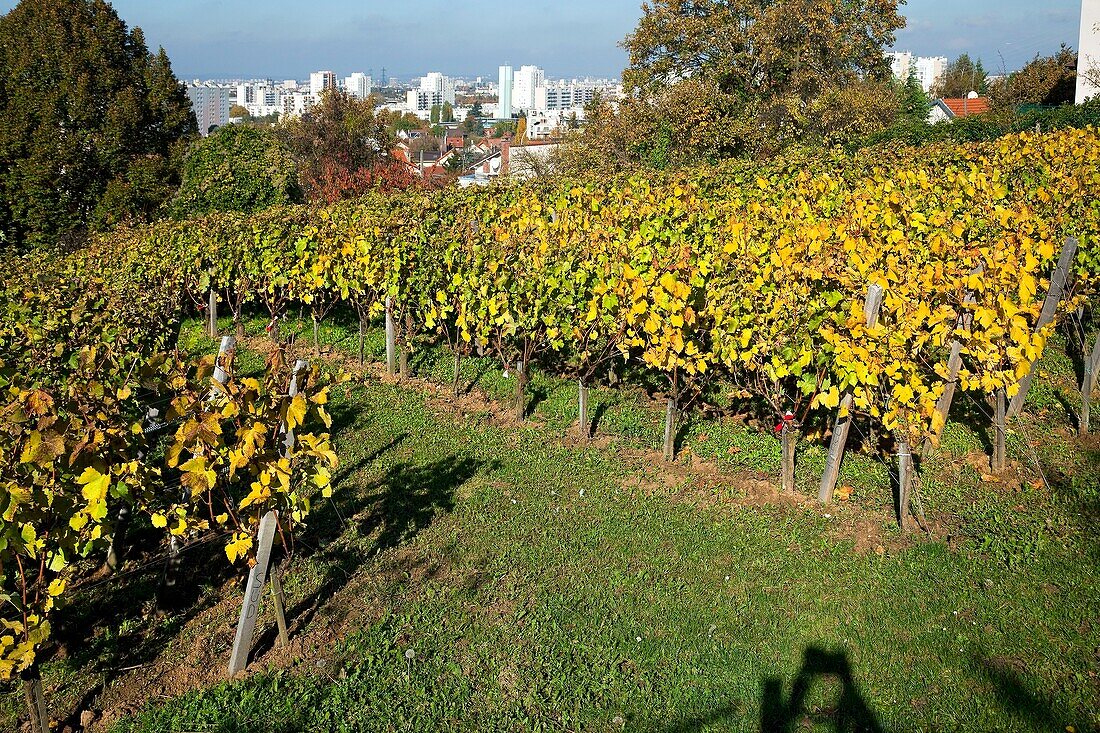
1007, 236, 1078, 418
227, 359, 304, 676
896, 435, 913, 532
818, 284, 886, 504
227, 509, 280, 677
452, 351, 462, 395
21, 667, 48, 733
993, 387, 1007, 472
1081, 331, 1100, 434
923, 266, 981, 456
208, 286, 218, 339
578, 379, 589, 440
212, 335, 235, 386
779, 412, 796, 494
385, 296, 397, 377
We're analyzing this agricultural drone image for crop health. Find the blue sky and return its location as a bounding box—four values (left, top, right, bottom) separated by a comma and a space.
0, 0, 1085, 80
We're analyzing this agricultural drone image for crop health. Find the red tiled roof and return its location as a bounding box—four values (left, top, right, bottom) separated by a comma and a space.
941, 97, 991, 117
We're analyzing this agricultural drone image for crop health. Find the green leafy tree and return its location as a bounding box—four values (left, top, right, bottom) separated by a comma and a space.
0, 0, 197, 251
442, 102, 455, 123
490, 120, 516, 137
230, 104, 251, 119
932, 54, 989, 98
380, 109, 425, 134
172, 125, 301, 217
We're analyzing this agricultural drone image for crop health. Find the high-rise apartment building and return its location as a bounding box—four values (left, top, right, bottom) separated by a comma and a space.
498, 65, 514, 119
534, 80, 600, 111
345, 72, 373, 99
913, 56, 947, 95
186, 84, 230, 135
406, 72, 455, 116
309, 70, 337, 97
512, 65, 545, 111
886, 51, 947, 94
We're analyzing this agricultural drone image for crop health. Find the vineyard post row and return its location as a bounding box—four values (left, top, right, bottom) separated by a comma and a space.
6, 126, 1100, 715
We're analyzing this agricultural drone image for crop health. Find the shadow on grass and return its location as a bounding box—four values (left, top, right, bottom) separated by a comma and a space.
759, 647, 883, 733
251, 453, 488, 662
1053, 391, 1081, 431
49, 527, 243, 730
972, 653, 1087, 733
465, 361, 496, 395
662, 647, 883, 733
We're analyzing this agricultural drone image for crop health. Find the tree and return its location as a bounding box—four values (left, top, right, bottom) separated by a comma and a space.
462, 103, 484, 136
442, 102, 455, 123
932, 54, 989, 99
409, 134, 441, 156
490, 120, 516, 137
564, 0, 905, 168
278, 90, 405, 201
515, 115, 528, 143
623, 0, 902, 98
810, 79, 910, 148
896, 69, 933, 123
0, 0, 197, 251
990, 46, 1077, 108
230, 104, 251, 119
430, 104, 442, 124
172, 125, 301, 217
379, 109, 425, 134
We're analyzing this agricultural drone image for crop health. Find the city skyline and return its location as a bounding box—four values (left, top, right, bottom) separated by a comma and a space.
0, 0, 1085, 80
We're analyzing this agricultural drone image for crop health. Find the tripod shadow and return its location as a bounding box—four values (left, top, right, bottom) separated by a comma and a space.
760, 647, 884, 733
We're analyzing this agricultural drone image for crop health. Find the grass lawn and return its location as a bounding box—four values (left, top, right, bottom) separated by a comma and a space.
4, 312, 1098, 732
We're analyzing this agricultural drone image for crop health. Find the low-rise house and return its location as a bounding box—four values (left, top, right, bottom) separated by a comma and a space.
928, 94, 992, 123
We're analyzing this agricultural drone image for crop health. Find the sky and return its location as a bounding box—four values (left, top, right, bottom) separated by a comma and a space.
0, 0, 1086, 80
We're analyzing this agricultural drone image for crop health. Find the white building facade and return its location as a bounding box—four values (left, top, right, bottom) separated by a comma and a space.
512, 65, 545, 111
405, 72, 456, 117
309, 70, 337, 98
534, 80, 601, 111
282, 92, 315, 119
886, 51, 947, 94
345, 72, 373, 99
1078, 0, 1100, 103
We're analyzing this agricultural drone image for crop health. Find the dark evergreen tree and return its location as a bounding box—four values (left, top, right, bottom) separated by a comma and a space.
0, 0, 197, 251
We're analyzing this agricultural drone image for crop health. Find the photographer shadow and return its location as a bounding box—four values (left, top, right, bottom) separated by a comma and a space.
760, 647, 883, 733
